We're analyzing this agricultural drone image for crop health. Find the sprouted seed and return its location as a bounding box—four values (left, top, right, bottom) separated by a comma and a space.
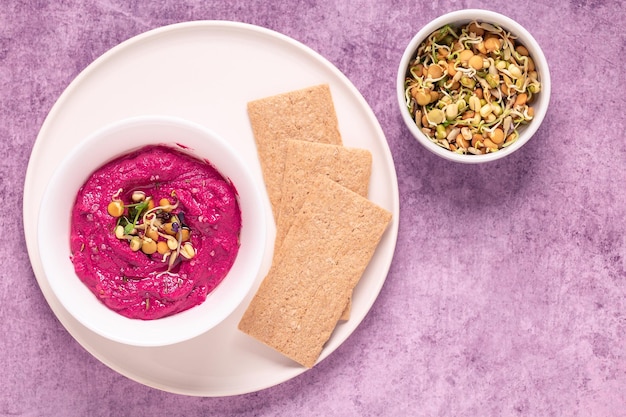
108, 189, 194, 271
404, 21, 541, 155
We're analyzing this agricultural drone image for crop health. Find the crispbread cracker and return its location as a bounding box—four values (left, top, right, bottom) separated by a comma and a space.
247, 84, 342, 218
238, 176, 392, 368
275, 140, 372, 252
276, 140, 372, 322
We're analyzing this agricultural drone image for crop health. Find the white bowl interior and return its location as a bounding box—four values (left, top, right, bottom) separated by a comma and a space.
397, 9, 551, 163
38, 116, 266, 346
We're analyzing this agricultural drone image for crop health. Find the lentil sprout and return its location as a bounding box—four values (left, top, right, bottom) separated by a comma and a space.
404, 21, 541, 154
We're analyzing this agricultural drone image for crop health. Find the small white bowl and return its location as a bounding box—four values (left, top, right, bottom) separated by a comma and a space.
38, 116, 267, 347
397, 9, 551, 163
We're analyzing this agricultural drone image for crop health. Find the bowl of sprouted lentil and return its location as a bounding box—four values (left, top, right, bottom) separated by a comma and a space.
397, 9, 550, 163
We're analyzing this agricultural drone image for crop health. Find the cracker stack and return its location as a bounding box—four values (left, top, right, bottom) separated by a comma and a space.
246, 84, 343, 219
239, 84, 392, 368
275, 139, 372, 253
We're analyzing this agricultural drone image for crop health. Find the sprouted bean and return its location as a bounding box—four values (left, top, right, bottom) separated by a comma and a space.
404, 21, 541, 155
107, 189, 194, 271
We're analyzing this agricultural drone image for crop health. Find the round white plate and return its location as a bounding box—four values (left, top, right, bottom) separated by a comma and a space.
24, 20, 399, 397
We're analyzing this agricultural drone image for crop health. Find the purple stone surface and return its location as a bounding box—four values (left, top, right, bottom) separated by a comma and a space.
2, 0, 625, 415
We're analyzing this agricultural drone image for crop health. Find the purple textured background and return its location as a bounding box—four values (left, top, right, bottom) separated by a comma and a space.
2, 0, 625, 415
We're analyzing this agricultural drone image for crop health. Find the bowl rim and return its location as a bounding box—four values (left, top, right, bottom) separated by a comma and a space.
396, 8, 551, 163
37, 115, 267, 346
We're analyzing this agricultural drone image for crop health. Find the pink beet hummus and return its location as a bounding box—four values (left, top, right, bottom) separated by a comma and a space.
70, 145, 242, 320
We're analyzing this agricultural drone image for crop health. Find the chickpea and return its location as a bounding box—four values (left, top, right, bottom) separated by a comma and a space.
162, 222, 177, 236
157, 241, 169, 255
129, 236, 142, 252
159, 198, 174, 212
114, 225, 125, 240
166, 237, 178, 251
180, 242, 196, 260
146, 227, 159, 241
141, 238, 157, 255
107, 200, 124, 217
176, 227, 191, 242
131, 191, 146, 202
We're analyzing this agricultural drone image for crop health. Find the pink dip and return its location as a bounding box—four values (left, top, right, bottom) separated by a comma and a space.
70, 145, 242, 320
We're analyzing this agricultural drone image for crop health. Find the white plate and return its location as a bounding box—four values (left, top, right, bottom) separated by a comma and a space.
24, 20, 399, 396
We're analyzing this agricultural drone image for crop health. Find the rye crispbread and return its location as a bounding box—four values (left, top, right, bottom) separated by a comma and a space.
238, 176, 392, 368
275, 140, 372, 253
275, 140, 372, 321
247, 84, 342, 218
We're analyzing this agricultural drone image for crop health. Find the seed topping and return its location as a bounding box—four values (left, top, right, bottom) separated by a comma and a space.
106, 189, 195, 271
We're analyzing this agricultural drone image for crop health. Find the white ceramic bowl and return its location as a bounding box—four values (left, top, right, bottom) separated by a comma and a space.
397, 9, 551, 163
38, 116, 267, 346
